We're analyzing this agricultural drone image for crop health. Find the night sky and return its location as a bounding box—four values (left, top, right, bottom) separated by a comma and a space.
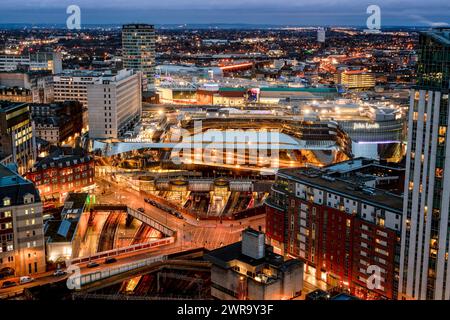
1, 0, 449, 26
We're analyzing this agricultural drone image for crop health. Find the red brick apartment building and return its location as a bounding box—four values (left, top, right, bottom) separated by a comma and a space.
265, 158, 403, 299
25, 148, 95, 205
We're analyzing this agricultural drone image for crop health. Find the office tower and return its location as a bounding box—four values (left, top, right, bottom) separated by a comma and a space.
53, 70, 109, 130
53, 70, 107, 108
317, 27, 326, 43
87, 69, 142, 139
399, 28, 450, 300
0, 101, 36, 175
122, 24, 156, 91
0, 163, 45, 276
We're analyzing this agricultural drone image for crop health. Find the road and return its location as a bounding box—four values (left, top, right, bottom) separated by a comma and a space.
0, 242, 193, 299
94, 177, 266, 251
0, 177, 266, 299
0, 271, 68, 299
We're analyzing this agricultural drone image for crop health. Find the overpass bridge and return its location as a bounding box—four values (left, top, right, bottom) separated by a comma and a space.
91, 204, 176, 237
68, 248, 207, 292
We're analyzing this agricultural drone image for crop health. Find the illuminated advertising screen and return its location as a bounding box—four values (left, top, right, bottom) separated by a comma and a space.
247, 88, 260, 102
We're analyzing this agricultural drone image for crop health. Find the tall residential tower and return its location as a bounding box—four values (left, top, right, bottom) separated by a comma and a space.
122, 24, 156, 91
399, 28, 450, 300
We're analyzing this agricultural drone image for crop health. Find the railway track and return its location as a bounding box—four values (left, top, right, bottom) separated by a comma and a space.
97, 213, 122, 252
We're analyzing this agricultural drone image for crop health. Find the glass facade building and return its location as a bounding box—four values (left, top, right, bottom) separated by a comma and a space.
399, 28, 450, 300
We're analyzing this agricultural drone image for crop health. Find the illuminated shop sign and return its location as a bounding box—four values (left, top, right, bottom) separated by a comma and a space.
353, 123, 380, 130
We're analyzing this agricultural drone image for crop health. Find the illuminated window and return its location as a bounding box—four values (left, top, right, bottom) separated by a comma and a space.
3, 198, 11, 206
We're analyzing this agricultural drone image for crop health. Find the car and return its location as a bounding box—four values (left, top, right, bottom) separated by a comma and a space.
1, 281, 17, 289
53, 269, 67, 276
137, 207, 145, 213
19, 276, 34, 284
87, 262, 100, 268
104, 257, 117, 264
175, 213, 184, 219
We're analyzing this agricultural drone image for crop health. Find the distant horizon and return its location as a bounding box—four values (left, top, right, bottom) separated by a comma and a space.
0, 1, 448, 27
0, 22, 439, 30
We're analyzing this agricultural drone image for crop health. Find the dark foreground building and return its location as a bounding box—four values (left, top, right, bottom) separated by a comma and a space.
205, 227, 303, 300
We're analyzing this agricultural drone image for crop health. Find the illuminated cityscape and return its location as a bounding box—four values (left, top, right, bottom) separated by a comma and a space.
0, 0, 449, 311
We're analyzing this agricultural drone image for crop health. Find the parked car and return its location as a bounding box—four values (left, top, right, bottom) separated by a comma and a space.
19, 276, 34, 284
87, 262, 99, 268
137, 207, 145, 213
53, 269, 67, 276
1, 281, 17, 289
104, 257, 117, 264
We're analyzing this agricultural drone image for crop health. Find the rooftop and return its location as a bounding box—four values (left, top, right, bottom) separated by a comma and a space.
0, 86, 31, 94
122, 24, 154, 29
330, 293, 360, 300
55, 69, 111, 78
0, 163, 41, 205
45, 193, 88, 243
205, 236, 300, 272
423, 28, 450, 46
62, 192, 88, 217
0, 100, 28, 112
44, 218, 78, 243
260, 86, 338, 92
277, 165, 403, 212
205, 242, 283, 268
324, 157, 404, 175
32, 147, 92, 171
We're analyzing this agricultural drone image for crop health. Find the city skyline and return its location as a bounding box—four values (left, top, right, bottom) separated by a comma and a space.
1, 0, 450, 307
